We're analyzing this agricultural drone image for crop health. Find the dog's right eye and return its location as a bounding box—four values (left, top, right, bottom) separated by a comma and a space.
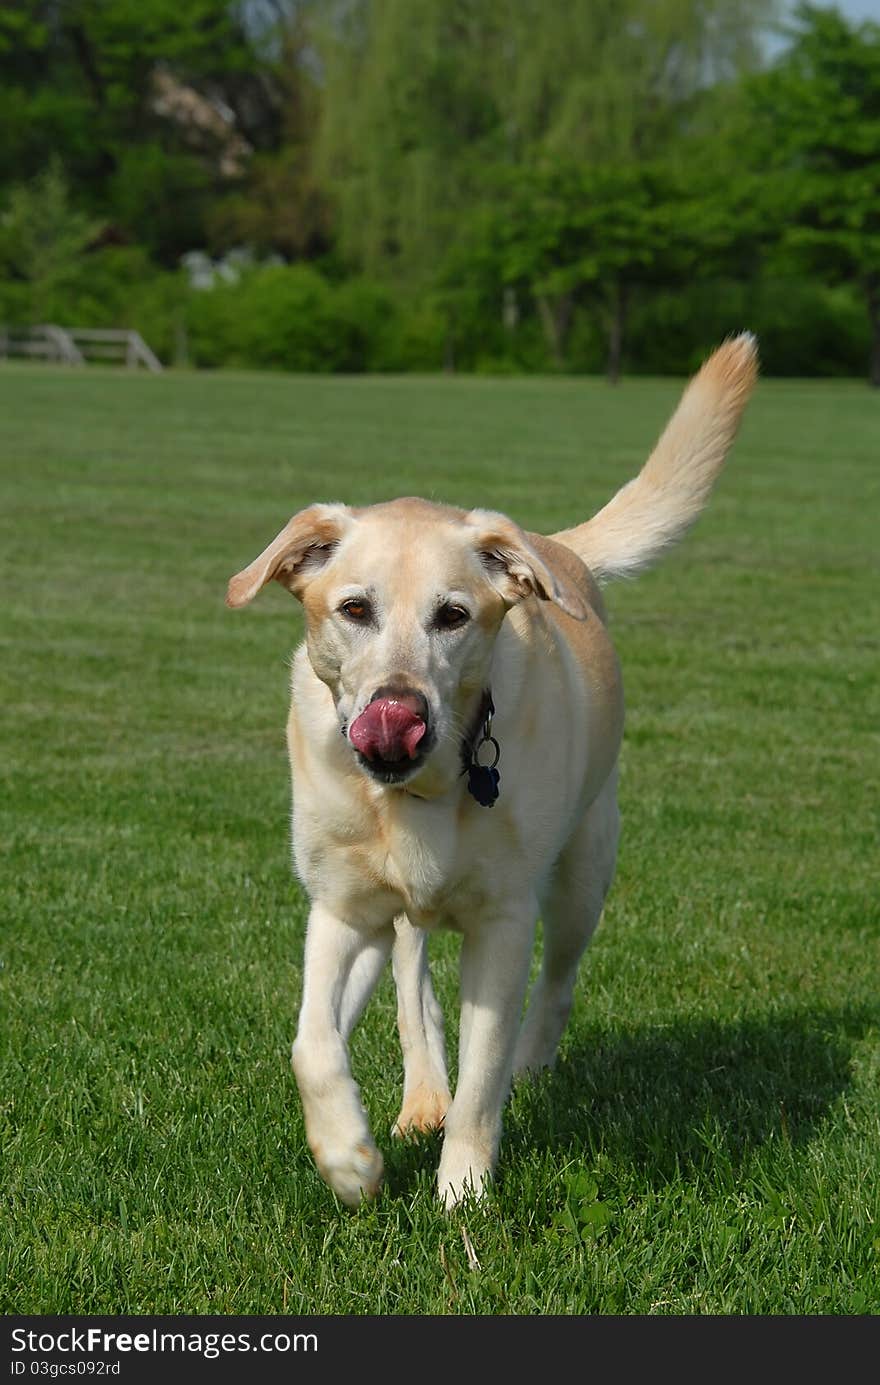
339, 598, 372, 623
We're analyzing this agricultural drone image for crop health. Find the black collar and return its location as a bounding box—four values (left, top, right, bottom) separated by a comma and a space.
460, 688, 495, 773
403, 689, 499, 806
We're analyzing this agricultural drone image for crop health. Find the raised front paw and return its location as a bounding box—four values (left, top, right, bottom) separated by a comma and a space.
310, 1135, 384, 1207
391, 1083, 451, 1139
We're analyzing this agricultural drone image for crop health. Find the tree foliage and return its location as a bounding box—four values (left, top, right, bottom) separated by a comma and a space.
0, 0, 287, 260
746, 3, 880, 382
1, 0, 879, 382
452, 160, 765, 381
316, 0, 773, 280
0, 160, 98, 321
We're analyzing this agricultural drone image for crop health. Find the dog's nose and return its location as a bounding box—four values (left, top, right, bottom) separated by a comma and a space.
349, 684, 431, 764
370, 685, 429, 727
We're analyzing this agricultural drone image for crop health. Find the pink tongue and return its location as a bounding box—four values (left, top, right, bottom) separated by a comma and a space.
349, 698, 426, 763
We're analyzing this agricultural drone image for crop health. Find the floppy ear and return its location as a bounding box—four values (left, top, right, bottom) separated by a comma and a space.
467, 510, 590, 621
226, 503, 351, 608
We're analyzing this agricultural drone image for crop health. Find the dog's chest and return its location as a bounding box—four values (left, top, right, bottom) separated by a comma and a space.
380, 814, 488, 929
302, 794, 486, 931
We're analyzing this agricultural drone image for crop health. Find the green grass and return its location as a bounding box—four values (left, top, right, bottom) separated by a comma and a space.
1, 362, 878, 1315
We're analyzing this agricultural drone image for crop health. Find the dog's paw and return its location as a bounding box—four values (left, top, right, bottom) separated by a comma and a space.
437, 1141, 492, 1210
311, 1137, 384, 1207
512, 1052, 553, 1082
391, 1084, 451, 1139
512, 1011, 564, 1077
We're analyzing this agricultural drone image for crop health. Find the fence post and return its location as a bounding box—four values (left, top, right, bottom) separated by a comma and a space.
43, 324, 85, 365
128, 331, 163, 373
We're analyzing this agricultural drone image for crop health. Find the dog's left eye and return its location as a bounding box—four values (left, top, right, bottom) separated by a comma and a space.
434, 603, 470, 631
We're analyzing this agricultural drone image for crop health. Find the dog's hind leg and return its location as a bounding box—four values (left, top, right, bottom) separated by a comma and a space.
391, 914, 452, 1137
514, 770, 620, 1076
338, 931, 394, 1038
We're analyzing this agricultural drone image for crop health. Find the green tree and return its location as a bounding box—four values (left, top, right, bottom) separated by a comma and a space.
316, 0, 501, 279
0, 160, 98, 322
316, 0, 775, 285
450, 160, 760, 381
487, 0, 773, 165
0, 1, 281, 262
747, 4, 880, 385
208, 3, 331, 260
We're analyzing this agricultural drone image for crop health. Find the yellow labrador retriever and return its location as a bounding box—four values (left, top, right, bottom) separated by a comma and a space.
227, 334, 757, 1207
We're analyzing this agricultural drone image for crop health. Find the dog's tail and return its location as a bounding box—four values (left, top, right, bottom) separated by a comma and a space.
552, 333, 758, 583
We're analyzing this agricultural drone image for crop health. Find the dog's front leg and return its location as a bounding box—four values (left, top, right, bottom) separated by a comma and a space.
438, 900, 537, 1208
391, 914, 451, 1138
292, 901, 392, 1206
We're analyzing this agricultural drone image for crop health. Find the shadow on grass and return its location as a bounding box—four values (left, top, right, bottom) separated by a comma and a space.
381, 1003, 874, 1198
382, 1129, 448, 1200
499, 1003, 875, 1185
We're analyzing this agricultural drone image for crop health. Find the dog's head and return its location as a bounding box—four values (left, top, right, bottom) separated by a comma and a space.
227, 498, 589, 791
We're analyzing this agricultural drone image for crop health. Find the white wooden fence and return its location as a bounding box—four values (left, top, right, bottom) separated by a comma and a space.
0, 324, 163, 372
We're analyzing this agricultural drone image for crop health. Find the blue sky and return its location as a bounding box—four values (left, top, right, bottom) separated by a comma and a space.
836, 1, 879, 18
792, 1, 878, 21
768, 1, 878, 55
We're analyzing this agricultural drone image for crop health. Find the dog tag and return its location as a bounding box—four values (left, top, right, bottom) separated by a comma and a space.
467, 763, 500, 807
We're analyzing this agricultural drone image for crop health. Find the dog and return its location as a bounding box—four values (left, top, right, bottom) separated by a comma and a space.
226, 334, 757, 1207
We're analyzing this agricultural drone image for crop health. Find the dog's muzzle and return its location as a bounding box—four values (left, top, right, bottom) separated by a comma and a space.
348, 686, 431, 779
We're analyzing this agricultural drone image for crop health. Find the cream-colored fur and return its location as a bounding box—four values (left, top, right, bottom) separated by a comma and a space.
227, 334, 758, 1207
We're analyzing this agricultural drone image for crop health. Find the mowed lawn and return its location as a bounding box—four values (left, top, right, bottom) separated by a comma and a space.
1, 361, 877, 1316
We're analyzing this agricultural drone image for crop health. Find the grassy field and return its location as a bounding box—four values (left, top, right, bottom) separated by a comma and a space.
1, 361, 878, 1316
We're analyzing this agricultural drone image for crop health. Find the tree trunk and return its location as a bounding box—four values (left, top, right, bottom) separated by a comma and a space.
606, 280, 628, 386
173, 310, 189, 369
443, 325, 455, 373
502, 286, 519, 332
866, 275, 880, 389
66, 24, 106, 109
535, 292, 573, 371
